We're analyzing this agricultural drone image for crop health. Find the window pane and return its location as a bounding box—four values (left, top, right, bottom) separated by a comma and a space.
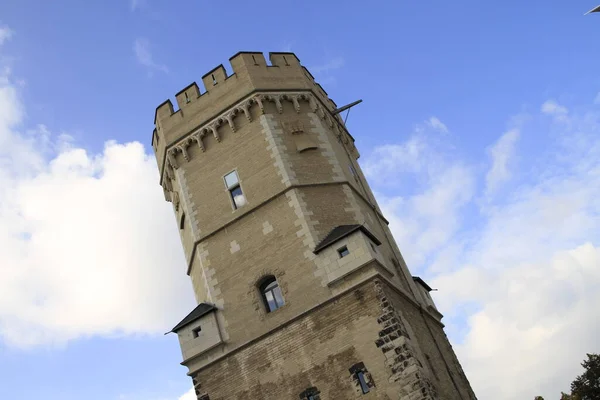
273, 285, 285, 307
338, 246, 349, 258
357, 371, 370, 393
231, 186, 246, 208
224, 171, 239, 188
265, 290, 277, 312
264, 280, 277, 291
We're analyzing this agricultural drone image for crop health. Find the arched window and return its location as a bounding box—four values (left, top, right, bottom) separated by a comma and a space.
259, 276, 285, 313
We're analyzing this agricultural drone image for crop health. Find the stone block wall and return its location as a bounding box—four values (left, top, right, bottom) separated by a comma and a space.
190, 277, 474, 400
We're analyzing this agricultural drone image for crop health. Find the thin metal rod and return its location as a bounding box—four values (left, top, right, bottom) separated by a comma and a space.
344, 108, 351, 124
332, 99, 363, 115
585, 4, 600, 14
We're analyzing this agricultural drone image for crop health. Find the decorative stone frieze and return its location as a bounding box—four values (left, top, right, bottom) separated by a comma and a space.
161, 91, 351, 202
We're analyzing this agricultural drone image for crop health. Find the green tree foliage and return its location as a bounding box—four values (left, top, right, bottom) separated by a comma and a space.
570, 354, 600, 400
538, 354, 599, 400
561, 392, 580, 400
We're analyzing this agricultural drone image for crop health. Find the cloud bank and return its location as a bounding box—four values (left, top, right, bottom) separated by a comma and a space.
364, 102, 600, 399
0, 31, 193, 349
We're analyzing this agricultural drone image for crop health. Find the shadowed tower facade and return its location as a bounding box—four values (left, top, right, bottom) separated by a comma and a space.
152, 51, 477, 400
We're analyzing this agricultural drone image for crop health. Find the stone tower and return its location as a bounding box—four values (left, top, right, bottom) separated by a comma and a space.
152, 52, 477, 400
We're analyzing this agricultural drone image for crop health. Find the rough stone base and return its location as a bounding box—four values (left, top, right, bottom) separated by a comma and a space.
188, 277, 474, 400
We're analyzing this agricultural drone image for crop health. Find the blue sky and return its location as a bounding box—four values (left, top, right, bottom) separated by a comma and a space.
0, 1, 599, 399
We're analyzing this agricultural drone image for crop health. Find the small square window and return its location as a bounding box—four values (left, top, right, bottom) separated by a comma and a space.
192, 326, 202, 338
338, 246, 349, 258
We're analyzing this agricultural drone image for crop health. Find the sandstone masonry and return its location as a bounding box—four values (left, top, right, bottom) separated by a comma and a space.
153, 51, 477, 400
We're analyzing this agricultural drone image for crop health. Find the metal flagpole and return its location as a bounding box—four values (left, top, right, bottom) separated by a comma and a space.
585, 4, 600, 14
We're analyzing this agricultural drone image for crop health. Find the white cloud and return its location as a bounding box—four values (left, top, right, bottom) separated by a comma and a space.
364, 99, 600, 399
309, 56, 344, 85
363, 136, 427, 183
2, 21, 598, 400
130, 0, 146, 11
363, 117, 454, 187
435, 243, 600, 399
484, 128, 519, 196
427, 116, 448, 133
0, 26, 13, 46
363, 120, 475, 270
133, 38, 168, 76
310, 57, 344, 75
379, 164, 474, 270
281, 42, 293, 53
177, 388, 195, 400
541, 100, 569, 122
0, 31, 193, 348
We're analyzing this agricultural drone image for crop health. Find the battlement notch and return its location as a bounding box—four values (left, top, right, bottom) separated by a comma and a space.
153, 51, 343, 137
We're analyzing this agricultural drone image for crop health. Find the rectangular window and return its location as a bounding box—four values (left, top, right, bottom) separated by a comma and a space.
338, 246, 350, 258
357, 371, 370, 394
349, 362, 372, 395
224, 170, 246, 209
179, 213, 185, 230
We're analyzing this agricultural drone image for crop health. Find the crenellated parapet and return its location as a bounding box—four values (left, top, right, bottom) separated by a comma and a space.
152, 51, 359, 199
152, 52, 339, 143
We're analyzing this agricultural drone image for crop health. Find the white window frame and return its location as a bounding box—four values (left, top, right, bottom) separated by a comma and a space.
223, 169, 246, 210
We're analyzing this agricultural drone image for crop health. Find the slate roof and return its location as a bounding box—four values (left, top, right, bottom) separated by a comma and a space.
412, 276, 433, 292
313, 224, 381, 254
167, 303, 217, 334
